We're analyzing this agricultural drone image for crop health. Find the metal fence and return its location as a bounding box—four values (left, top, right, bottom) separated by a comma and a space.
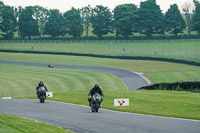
0, 39, 199, 61
0, 39, 200, 44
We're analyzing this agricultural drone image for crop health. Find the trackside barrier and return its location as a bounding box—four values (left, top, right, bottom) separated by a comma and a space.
1, 39, 200, 44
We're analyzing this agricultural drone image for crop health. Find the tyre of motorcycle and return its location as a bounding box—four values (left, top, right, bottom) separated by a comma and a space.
39, 95, 46, 103
91, 101, 99, 112
95, 102, 100, 112
91, 102, 95, 112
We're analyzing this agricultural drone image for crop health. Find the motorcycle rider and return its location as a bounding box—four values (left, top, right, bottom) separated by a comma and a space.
36, 81, 48, 98
88, 84, 104, 107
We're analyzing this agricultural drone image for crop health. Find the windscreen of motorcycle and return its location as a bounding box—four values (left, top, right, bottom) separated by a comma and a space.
39, 86, 45, 91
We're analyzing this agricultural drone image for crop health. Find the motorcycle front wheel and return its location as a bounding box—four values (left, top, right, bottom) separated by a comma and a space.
95, 102, 99, 112
40, 95, 45, 103
91, 104, 95, 112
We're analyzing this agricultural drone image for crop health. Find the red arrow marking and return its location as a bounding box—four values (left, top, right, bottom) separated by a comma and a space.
118, 100, 125, 106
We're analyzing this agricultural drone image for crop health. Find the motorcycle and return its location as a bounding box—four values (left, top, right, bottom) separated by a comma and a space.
48, 64, 54, 68
91, 93, 102, 112
38, 86, 46, 103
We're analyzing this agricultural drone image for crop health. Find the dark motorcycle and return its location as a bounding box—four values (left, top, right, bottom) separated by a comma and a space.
48, 64, 54, 68
91, 93, 102, 112
38, 86, 46, 103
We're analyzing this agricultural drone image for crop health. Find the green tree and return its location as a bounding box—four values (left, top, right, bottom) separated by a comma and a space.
0, 1, 5, 33
138, 0, 165, 37
0, 5, 17, 38
80, 5, 92, 37
44, 9, 65, 38
192, 0, 200, 34
165, 4, 186, 36
32, 6, 49, 37
113, 4, 139, 38
18, 6, 39, 39
64, 7, 83, 38
182, 2, 194, 36
91, 5, 113, 38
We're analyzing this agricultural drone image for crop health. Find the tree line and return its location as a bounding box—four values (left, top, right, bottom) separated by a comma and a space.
0, 0, 200, 39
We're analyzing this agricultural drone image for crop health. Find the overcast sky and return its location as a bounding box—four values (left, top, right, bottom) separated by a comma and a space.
1, 0, 197, 13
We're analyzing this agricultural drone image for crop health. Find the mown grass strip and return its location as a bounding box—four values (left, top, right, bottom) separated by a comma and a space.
1, 52, 200, 84
0, 64, 127, 98
23, 89, 200, 120
42, 90, 200, 120
0, 114, 73, 133
0, 41, 200, 62
0, 53, 200, 119
0, 64, 199, 120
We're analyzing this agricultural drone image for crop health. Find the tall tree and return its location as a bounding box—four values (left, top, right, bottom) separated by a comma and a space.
80, 5, 92, 37
165, 4, 186, 36
91, 5, 113, 38
44, 9, 65, 38
182, 2, 194, 36
113, 4, 139, 38
0, 1, 5, 33
64, 7, 83, 38
32, 5, 49, 37
192, 0, 200, 34
0, 5, 17, 38
138, 0, 165, 37
18, 6, 39, 39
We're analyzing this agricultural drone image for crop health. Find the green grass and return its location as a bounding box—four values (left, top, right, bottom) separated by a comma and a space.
0, 40, 200, 63
0, 114, 72, 133
1, 52, 200, 84
0, 64, 126, 98
0, 63, 200, 120
45, 90, 200, 120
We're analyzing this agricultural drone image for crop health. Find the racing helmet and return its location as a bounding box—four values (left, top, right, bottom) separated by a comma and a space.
39, 81, 44, 86
94, 84, 99, 88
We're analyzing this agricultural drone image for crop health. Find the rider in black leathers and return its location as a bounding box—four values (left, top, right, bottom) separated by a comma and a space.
88, 84, 104, 107
35, 81, 48, 98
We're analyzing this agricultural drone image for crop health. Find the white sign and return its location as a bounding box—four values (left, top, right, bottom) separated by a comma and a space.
114, 98, 129, 106
2, 97, 12, 99
46, 92, 53, 97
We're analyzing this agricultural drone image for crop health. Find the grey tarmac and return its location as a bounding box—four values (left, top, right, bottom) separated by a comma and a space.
0, 99, 199, 133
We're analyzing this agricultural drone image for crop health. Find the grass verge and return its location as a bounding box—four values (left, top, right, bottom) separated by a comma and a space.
1, 52, 200, 84
0, 64, 126, 98
0, 114, 73, 133
25, 90, 200, 120
0, 41, 200, 62
0, 53, 200, 120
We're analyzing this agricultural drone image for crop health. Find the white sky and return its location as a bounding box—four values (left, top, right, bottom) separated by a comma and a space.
1, 0, 198, 13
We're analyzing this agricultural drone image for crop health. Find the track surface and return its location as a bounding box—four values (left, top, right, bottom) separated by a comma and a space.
0, 99, 199, 133
0, 60, 150, 90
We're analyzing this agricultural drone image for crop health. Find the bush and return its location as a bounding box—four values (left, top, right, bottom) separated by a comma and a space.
139, 82, 200, 93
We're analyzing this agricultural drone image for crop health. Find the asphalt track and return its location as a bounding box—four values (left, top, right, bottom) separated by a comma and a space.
0, 60, 150, 90
0, 99, 200, 133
